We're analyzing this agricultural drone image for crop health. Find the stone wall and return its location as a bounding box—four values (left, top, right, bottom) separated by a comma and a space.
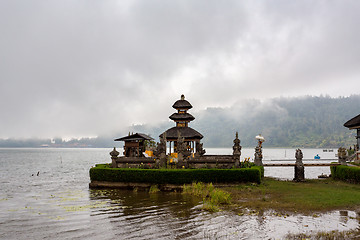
188, 155, 236, 169
113, 157, 157, 168
112, 155, 238, 169
111, 132, 242, 169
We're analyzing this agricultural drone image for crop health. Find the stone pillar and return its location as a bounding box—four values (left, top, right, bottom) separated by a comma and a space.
338, 147, 347, 165
233, 132, 242, 167
110, 147, 119, 168
254, 146, 263, 166
294, 148, 304, 181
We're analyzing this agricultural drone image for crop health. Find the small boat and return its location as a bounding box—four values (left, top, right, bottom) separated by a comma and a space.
323, 149, 334, 152
314, 154, 320, 159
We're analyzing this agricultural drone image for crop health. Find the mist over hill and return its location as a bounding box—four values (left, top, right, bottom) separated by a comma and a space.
1, 95, 359, 148
192, 95, 360, 148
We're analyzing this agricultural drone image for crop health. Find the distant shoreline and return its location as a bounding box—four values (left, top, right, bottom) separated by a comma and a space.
0, 146, 340, 149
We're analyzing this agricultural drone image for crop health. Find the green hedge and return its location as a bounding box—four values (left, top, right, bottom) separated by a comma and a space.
331, 165, 360, 183
90, 164, 263, 184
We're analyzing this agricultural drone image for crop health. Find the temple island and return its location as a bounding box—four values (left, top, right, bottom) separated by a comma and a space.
110, 94, 244, 169
89, 95, 264, 189
89, 95, 360, 188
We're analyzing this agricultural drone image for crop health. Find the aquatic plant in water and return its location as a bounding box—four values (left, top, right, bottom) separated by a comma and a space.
182, 182, 231, 212
149, 185, 160, 193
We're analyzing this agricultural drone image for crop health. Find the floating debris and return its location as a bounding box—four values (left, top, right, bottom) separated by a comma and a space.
318, 173, 329, 179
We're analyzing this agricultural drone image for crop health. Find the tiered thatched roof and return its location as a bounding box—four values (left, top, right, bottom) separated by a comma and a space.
344, 114, 360, 129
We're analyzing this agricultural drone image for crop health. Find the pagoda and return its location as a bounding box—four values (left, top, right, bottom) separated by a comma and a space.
160, 94, 203, 154
344, 113, 360, 150
114, 133, 153, 157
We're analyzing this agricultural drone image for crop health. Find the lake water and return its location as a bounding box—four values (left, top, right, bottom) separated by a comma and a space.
0, 148, 358, 239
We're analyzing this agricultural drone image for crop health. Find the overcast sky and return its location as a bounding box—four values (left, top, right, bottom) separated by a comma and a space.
1, 0, 360, 139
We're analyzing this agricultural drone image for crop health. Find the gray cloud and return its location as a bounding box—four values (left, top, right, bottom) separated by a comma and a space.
1, 0, 360, 138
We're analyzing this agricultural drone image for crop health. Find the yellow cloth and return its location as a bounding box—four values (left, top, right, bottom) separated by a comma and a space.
145, 150, 154, 157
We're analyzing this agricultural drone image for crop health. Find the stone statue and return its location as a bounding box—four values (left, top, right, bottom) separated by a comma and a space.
175, 132, 190, 168
338, 147, 347, 165
254, 134, 265, 166
294, 148, 304, 181
195, 142, 206, 158
154, 135, 166, 157
233, 132, 242, 156
110, 147, 119, 168
256, 134, 265, 148
110, 147, 119, 158
177, 132, 191, 158
233, 132, 242, 167
153, 134, 167, 167
295, 148, 303, 162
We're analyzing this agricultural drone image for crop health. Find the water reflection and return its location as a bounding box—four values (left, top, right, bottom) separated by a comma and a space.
89, 189, 200, 218
88, 189, 360, 239
89, 189, 206, 239
0, 148, 358, 239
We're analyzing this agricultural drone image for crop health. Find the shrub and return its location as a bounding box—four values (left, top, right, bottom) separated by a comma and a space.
182, 182, 232, 212
90, 165, 263, 184
331, 165, 360, 183
239, 158, 255, 168
209, 188, 231, 205
183, 182, 214, 198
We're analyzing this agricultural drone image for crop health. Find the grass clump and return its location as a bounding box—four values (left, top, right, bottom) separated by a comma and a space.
183, 182, 214, 198
225, 177, 360, 214
182, 182, 231, 212
209, 188, 231, 205
285, 229, 360, 240
149, 185, 160, 193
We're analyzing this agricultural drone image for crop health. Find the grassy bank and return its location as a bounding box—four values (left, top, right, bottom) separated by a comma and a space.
224, 178, 360, 214
285, 229, 360, 240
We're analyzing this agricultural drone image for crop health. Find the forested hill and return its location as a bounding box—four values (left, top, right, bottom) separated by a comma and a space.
1, 95, 360, 148
190, 95, 360, 148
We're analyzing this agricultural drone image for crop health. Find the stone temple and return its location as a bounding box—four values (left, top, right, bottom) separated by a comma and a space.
160, 94, 203, 155
110, 94, 242, 169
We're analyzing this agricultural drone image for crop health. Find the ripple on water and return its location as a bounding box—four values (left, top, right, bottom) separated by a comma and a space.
88, 190, 360, 239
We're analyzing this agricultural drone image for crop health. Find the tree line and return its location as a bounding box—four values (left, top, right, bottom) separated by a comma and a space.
1, 95, 359, 148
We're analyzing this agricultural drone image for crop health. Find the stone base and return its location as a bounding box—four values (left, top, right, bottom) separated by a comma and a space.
254, 158, 263, 166
293, 164, 305, 182
89, 181, 241, 191
89, 181, 183, 191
